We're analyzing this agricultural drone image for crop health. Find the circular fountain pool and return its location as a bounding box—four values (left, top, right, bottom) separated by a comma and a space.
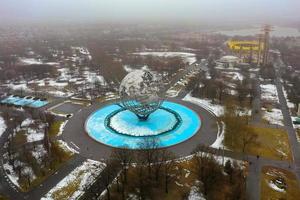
85, 101, 201, 149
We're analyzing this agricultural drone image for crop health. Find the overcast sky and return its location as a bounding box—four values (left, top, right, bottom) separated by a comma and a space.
0, 0, 299, 25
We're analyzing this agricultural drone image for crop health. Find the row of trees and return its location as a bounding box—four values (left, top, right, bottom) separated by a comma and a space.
82, 139, 246, 200
1, 106, 68, 190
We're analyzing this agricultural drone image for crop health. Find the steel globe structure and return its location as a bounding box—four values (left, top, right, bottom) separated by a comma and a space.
119, 69, 163, 120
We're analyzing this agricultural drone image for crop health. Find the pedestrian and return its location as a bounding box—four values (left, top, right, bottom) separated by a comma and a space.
256, 155, 259, 159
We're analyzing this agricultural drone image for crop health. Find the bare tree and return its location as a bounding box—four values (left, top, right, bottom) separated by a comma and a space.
111, 146, 134, 200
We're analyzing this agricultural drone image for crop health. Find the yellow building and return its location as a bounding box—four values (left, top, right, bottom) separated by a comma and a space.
227, 40, 264, 52
227, 40, 264, 63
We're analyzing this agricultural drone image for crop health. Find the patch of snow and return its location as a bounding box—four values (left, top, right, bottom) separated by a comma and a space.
31, 144, 48, 164
260, 84, 279, 103
223, 71, 244, 81
183, 93, 224, 117
188, 186, 206, 200
0, 116, 7, 137
42, 159, 105, 200
21, 118, 34, 127
211, 122, 226, 149
19, 58, 59, 66
3, 162, 21, 188
7, 83, 32, 92
282, 86, 295, 109
57, 121, 68, 136
56, 140, 79, 154
268, 181, 285, 193
133, 52, 196, 64
26, 128, 44, 143
123, 65, 150, 73
262, 108, 284, 126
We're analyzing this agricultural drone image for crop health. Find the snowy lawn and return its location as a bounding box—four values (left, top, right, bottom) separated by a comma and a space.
249, 127, 291, 161
188, 186, 206, 200
132, 52, 196, 64
210, 122, 226, 149
223, 71, 244, 81
42, 159, 105, 200
261, 166, 300, 199
282, 86, 295, 110
0, 116, 7, 137
260, 84, 279, 103
183, 93, 224, 117
55, 140, 79, 155
262, 108, 284, 126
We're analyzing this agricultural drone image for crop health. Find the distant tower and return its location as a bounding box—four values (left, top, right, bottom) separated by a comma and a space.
257, 33, 264, 66
261, 25, 273, 66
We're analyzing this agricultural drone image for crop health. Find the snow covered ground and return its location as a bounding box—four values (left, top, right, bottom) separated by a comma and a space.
260, 84, 279, 103
282, 86, 295, 109
166, 87, 181, 97
223, 71, 244, 81
210, 122, 226, 149
19, 118, 46, 143
262, 108, 284, 126
19, 58, 59, 66
132, 52, 196, 64
123, 65, 149, 73
0, 116, 7, 137
183, 93, 224, 117
56, 140, 79, 154
3, 157, 37, 189
268, 181, 285, 193
42, 159, 105, 200
188, 186, 206, 200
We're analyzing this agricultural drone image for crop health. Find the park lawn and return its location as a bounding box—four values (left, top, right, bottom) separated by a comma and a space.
248, 127, 292, 161
51, 171, 84, 200
49, 120, 65, 137
19, 141, 74, 192
261, 166, 300, 200
225, 126, 292, 161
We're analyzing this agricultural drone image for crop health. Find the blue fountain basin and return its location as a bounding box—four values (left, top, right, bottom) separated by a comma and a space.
85, 101, 201, 149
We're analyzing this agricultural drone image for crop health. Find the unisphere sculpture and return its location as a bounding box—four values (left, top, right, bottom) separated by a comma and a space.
119, 70, 163, 120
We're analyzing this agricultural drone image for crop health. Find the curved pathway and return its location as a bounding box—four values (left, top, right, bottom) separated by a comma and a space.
62, 98, 219, 161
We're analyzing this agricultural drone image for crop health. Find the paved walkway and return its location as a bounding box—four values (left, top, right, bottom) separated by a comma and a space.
274, 57, 300, 179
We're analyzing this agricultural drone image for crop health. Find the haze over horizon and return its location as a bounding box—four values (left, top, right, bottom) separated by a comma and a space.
0, 0, 299, 26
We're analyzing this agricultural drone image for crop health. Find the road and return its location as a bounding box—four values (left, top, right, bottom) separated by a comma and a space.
274, 57, 300, 179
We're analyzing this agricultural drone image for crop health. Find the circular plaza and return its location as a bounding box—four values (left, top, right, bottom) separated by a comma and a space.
62, 98, 218, 161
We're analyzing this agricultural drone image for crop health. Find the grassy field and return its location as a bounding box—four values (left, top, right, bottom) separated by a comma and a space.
51, 171, 84, 200
261, 166, 300, 200
225, 126, 292, 161
49, 120, 65, 137
248, 127, 292, 161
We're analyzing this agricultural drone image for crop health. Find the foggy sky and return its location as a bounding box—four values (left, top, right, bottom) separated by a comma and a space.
0, 0, 299, 25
